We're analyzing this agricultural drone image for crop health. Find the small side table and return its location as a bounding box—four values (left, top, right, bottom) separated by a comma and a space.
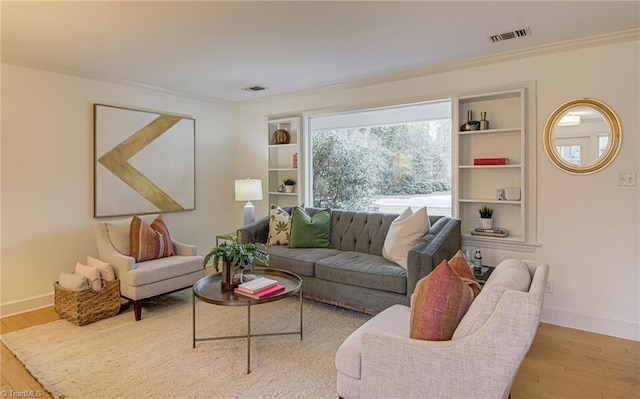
475, 265, 495, 284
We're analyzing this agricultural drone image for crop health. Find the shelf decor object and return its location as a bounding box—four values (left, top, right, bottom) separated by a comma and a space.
474, 158, 508, 165
479, 112, 490, 130
272, 124, 291, 144
478, 205, 493, 229
470, 228, 509, 238
235, 178, 263, 226
94, 104, 195, 217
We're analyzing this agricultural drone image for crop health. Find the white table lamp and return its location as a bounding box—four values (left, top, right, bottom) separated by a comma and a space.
235, 178, 263, 226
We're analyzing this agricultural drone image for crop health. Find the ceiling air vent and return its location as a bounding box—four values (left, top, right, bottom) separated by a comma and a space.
489, 26, 531, 43
243, 85, 268, 92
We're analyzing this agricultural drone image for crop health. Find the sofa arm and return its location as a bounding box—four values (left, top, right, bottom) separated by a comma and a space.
238, 215, 270, 244
360, 290, 540, 399
172, 238, 197, 256
405, 217, 461, 296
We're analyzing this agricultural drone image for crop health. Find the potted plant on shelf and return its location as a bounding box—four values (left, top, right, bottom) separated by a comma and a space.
468, 120, 480, 131
478, 205, 494, 229
283, 178, 296, 193
203, 232, 269, 291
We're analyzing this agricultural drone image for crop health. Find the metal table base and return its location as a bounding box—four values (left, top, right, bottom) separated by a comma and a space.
192, 288, 303, 374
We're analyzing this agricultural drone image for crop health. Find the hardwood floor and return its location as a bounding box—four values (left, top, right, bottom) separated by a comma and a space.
1, 307, 59, 399
1, 307, 639, 398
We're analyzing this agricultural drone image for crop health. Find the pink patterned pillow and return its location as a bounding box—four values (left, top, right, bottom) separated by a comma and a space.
130, 215, 174, 262
410, 259, 474, 341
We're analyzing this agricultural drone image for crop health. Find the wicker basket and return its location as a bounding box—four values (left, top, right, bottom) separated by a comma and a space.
54, 279, 121, 326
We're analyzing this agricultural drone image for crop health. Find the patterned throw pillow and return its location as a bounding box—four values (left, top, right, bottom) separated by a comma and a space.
130, 214, 175, 262
448, 250, 481, 297
267, 205, 292, 245
410, 259, 474, 341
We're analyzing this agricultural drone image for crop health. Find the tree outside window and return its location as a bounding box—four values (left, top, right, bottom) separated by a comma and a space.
311, 119, 451, 215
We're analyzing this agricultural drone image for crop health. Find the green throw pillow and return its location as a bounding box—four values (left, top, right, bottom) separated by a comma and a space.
288, 207, 332, 248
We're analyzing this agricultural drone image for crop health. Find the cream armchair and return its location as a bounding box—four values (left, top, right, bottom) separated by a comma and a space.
95, 215, 205, 320
335, 259, 549, 399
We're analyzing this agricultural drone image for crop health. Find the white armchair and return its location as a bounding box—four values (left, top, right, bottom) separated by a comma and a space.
95, 215, 205, 320
335, 259, 549, 399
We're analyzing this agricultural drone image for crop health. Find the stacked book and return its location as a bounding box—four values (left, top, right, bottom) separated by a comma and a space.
473, 157, 508, 166
234, 277, 285, 299
470, 228, 509, 237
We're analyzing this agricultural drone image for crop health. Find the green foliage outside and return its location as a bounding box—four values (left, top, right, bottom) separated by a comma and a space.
312, 120, 451, 211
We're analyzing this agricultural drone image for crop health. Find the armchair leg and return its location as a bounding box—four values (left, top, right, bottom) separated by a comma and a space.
133, 300, 142, 321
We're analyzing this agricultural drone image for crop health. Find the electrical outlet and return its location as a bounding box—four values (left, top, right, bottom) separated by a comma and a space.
618, 172, 636, 186
545, 280, 554, 294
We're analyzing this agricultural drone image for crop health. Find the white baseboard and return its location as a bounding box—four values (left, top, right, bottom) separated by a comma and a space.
1, 292, 54, 318
541, 306, 640, 342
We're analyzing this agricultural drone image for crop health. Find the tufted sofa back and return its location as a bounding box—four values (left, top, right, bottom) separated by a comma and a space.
296, 207, 441, 256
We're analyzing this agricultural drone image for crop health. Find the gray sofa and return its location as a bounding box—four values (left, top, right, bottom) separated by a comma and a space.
238, 207, 461, 314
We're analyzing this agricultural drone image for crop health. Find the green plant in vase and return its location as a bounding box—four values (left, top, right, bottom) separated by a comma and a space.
478, 205, 494, 229
283, 178, 296, 193
203, 232, 269, 291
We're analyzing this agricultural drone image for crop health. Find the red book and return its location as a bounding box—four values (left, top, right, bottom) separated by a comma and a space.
473, 158, 508, 165
234, 284, 285, 299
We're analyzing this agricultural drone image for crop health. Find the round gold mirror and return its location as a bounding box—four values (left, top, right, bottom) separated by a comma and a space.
543, 98, 621, 175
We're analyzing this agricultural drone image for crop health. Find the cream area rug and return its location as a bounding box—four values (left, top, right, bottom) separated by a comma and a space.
1, 291, 371, 399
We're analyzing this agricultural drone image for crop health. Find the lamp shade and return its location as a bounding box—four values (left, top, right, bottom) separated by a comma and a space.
235, 179, 263, 202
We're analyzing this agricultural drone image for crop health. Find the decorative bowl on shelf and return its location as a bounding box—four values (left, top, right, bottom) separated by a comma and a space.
272, 128, 290, 144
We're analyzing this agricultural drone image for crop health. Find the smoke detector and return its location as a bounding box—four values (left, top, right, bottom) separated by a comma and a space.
243, 85, 268, 92
488, 26, 531, 43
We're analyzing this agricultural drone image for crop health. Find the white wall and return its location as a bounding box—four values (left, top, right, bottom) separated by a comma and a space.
2, 39, 638, 341
235, 39, 640, 340
1, 64, 238, 315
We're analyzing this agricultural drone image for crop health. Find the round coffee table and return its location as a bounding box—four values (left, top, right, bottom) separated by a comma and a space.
192, 267, 303, 374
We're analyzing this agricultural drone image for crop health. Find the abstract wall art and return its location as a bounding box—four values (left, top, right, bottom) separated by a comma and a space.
94, 104, 195, 217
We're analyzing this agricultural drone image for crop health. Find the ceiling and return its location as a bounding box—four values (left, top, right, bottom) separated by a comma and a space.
2, 1, 639, 103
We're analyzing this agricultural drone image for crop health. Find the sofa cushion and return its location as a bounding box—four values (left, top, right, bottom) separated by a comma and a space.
335, 304, 410, 380
382, 207, 430, 268
267, 204, 292, 245
410, 259, 473, 341
130, 215, 175, 262
330, 210, 397, 255
316, 251, 407, 294
448, 250, 481, 297
266, 246, 341, 277
124, 255, 203, 287
452, 259, 532, 339
289, 207, 332, 248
